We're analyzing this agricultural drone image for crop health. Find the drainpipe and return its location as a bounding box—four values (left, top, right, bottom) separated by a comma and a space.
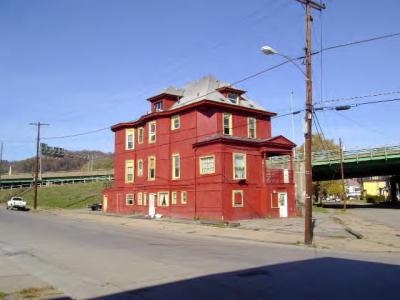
194, 147, 197, 220
262, 152, 266, 186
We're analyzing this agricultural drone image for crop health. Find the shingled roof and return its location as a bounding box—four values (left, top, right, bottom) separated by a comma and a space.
149, 75, 267, 111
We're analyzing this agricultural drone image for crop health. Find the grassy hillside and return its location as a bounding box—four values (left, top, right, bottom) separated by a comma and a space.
0, 182, 105, 209
1, 151, 113, 175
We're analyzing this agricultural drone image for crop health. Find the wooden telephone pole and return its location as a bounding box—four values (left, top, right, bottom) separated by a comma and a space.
30, 122, 49, 210
296, 0, 326, 245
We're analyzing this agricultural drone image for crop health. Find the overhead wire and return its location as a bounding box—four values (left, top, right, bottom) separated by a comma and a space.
40, 33, 400, 141
320, 91, 400, 104
333, 110, 391, 139
315, 97, 400, 110
42, 127, 110, 140
313, 32, 400, 56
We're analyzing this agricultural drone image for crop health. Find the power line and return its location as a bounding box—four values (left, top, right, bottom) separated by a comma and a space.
42, 127, 110, 140
33, 33, 400, 146
314, 32, 400, 55
334, 111, 391, 139
315, 97, 400, 111
40, 33, 400, 142
321, 90, 400, 104
313, 112, 330, 152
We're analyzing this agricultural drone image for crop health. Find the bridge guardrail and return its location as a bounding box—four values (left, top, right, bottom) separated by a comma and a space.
268, 145, 400, 165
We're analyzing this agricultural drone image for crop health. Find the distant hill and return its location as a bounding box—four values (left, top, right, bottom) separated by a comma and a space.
0, 151, 113, 174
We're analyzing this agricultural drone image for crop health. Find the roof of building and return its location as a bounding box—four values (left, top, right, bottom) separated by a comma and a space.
149, 75, 267, 111
193, 133, 296, 150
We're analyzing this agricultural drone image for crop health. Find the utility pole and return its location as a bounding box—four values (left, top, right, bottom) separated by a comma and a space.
296, 0, 326, 245
339, 138, 346, 211
0, 142, 3, 186
30, 122, 49, 209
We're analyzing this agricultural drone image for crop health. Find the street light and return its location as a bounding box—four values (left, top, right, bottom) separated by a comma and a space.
261, 46, 308, 79
261, 44, 314, 245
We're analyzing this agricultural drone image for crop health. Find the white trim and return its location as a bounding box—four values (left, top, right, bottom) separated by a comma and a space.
148, 121, 156, 143
233, 153, 246, 180
125, 160, 135, 183
181, 191, 187, 204
148, 156, 156, 180
125, 128, 135, 150
138, 127, 144, 144
223, 113, 232, 135
172, 153, 180, 180
171, 114, 180, 130
247, 117, 256, 139
137, 159, 143, 176
232, 190, 243, 207
157, 191, 169, 207
126, 194, 134, 205
199, 155, 215, 174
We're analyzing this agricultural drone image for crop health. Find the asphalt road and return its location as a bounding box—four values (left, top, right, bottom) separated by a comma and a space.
0, 208, 399, 299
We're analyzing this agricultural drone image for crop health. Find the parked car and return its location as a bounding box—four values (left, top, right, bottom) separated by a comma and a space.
88, 203, 102, 211
7, 197, 27, 210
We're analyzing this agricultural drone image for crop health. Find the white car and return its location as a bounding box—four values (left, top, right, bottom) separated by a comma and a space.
7, 197, 27, 210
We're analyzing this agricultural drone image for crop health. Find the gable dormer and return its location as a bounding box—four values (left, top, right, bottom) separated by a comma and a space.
147, 87, 184, 113
217, 86, 246, 105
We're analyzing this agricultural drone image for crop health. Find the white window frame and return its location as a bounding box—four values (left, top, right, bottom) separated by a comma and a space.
126, 194, 134, 205
199, 155, 215, 175
157, 191, 169, 207
137, 159, 143, 176
154, 101, 163, 112
223, 113, 232, 135
143, 193, 147, 206
148, 121, 156, 143
232, 190, 244, 207
171, 115, 180, 130
148, 156, 156, 180
126, 129, 135, 150
247, 117, 256, 139
227, 93, 239, 104
172, 153, 180, 180
138, 127, 144, 144
171, 191, 177, 205
233, 153, 246, 180
125, 160, 134, 183
181, 191, 187, 204
137, 192, 143, 205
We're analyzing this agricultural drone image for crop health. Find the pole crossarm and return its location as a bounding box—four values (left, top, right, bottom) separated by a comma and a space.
295, 0, 326, 11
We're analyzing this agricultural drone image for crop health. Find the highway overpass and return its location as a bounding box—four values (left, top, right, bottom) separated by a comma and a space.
309, 146, 400, 181
0, 169, 114, 189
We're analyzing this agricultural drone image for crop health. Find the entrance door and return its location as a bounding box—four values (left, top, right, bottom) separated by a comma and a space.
103, 195, 108, 212
278, 192, 288, 218
149, 193, 156, 217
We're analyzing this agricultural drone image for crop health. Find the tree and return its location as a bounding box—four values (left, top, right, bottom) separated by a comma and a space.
298, 134, 342, 203
297, 133, 339, 154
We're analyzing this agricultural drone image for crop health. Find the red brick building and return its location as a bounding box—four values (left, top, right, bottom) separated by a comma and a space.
103, 76, 296, 221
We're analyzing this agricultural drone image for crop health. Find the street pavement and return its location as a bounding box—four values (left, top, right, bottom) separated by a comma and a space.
56, 206, 400, 253
0, 205, 399, 299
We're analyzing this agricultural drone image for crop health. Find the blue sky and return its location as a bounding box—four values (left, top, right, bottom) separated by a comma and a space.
1, 0, 399, 161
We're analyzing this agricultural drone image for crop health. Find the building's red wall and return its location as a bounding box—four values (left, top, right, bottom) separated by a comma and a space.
104, 99, 294, 221
196, 108, 218, 140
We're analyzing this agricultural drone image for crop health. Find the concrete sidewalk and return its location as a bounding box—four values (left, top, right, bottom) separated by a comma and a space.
53, 208, 400, 253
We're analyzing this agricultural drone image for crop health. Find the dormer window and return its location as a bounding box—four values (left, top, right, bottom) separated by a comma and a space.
227, 93, 239, 104
154, 101, 163, 112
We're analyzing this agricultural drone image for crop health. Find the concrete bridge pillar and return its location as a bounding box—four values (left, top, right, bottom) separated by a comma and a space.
389, 175, 400, 202
294, 161, 306, 205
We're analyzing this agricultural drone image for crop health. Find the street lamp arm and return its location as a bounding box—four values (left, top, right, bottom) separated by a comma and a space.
276, 53, 308, 80
261, 45, 308, 79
